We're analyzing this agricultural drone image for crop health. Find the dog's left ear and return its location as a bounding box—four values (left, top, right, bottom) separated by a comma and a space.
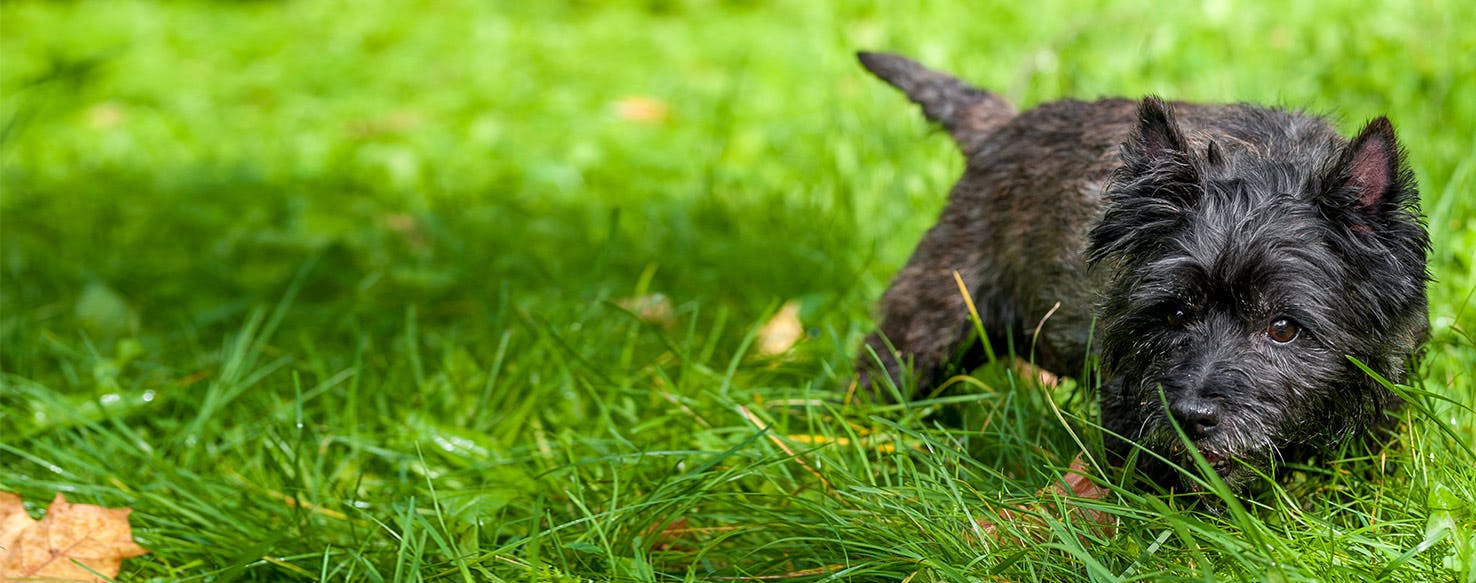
1323, 117, 1417, 223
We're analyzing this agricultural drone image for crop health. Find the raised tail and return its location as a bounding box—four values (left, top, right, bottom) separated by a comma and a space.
857, 52, 1015, 156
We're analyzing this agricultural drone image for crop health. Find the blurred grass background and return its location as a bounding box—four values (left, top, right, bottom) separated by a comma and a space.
2, 0, 1473, 581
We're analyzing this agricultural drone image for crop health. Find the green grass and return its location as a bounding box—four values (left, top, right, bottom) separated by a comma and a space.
2, 0, 1474, 581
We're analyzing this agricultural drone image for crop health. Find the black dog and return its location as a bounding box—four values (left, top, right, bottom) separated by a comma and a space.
855, 52, 1429, 490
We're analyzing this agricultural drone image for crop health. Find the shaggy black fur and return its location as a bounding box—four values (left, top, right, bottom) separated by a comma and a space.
856, 52, 1429, 490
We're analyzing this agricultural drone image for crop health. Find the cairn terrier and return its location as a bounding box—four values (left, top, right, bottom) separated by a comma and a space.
855, 52, 1429, 489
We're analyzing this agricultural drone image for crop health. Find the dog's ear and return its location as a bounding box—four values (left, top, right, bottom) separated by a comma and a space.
1317, 117, 1429, 293
1122, 97, 1193, 172
1090, 98, 1200, 266
1324, 117, 1416, 220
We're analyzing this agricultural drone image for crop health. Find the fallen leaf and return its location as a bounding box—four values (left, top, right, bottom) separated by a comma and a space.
0, 492, 149, 582
0, 493, 32, 548
616, 293, 676, 328
75, 282, 135, 340
383, 212, 429, 250
756, 301, 803, 356
643, 517, 693, 552
971, 454, 1114, 546
346, 110, 426, 139
613, 96, 670, 123
85, 102, 128, 130
1011, 358, 1060, 387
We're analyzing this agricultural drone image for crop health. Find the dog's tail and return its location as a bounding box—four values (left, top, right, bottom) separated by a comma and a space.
857, 51, 1015, 157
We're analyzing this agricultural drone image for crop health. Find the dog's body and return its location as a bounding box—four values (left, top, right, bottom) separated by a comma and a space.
856, 52, 1429, 489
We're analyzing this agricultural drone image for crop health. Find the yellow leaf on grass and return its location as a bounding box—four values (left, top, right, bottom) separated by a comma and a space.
0, 492, 149, 582
616, 293, 676, 328
85, 102, 128, 130
757, 301, 803, 356
613, 96, 670, 123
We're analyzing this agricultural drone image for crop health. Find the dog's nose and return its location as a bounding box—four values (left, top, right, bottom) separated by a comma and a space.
1169, 398, 1220, 437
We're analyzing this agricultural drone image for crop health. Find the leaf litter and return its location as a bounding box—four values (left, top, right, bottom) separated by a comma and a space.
0, 492, 148, 582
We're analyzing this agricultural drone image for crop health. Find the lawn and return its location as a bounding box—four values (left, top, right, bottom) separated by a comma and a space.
2, 0, 1473, 580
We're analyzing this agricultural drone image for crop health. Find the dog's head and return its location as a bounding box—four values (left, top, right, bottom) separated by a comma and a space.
1086, 98, 1429, 490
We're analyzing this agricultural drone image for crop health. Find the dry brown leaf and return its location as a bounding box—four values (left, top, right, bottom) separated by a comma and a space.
0, 492, 148, 582
0, 493, 32, 549
1010, 358, 1060, 387
756, 301, 803, 356
971, 454, 1114, 546
613, 96, 671, 123
643, 517, 692, 552
383, 212, 430, 250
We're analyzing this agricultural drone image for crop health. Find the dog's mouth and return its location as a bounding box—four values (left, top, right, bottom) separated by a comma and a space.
1135, 417, 1276, 489
1167, 442, 1234, 474
1199, 452, 1231, 473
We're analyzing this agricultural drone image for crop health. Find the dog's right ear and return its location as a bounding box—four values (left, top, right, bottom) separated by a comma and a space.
1090, 98, 1199, 266
1121, 97, 1194, 172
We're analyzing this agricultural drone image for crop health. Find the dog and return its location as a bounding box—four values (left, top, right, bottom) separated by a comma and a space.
854, 52, 1429, 490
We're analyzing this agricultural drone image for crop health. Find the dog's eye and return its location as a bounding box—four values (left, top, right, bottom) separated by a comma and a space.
1165, 308, 1187, 327
1267, 318, 1300, 343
